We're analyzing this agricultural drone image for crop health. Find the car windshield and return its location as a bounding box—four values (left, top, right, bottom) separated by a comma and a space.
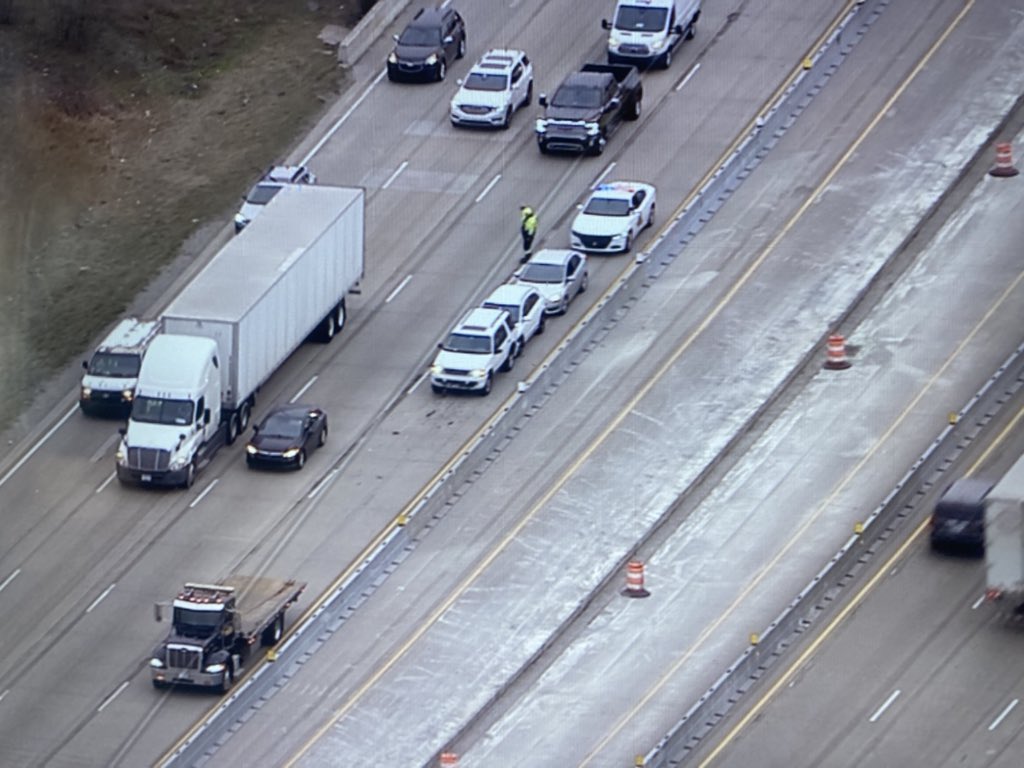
583, 197, 631, 216
464, 72, 509, 91
551, 85, 603, 109
88, 352, 141, 377
245, 183, 282, 206
483, 301, 520, 322
173, 606, 222, 638
614, 6, 669, 31
443, 333, 492, 354
131, 396, 194, 426
519, 264, 565, 284
399, 26, 441, 46
260, 413, 304, 439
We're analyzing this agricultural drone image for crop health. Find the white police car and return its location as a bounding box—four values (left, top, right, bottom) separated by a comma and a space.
450, 49, 533, 129
570, 181, 656, 253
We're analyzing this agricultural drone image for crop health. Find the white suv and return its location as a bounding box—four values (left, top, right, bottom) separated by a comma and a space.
450, 49, 533, 129
431, 307, 516, 396
234, 165, 316, 232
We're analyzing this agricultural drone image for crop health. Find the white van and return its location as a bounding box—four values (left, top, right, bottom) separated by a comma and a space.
80, 317, 160, 416
602, 0, 701, 69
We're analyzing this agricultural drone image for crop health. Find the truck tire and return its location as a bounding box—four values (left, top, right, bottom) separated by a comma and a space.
501, 107, 511, 130
226, 412, 240, 445
501, 350, 515, 373
183, 460, 196, 490
661, 48, 673, 70
238, 400, 252, 432
686, 19, 697, 40
479, 372, 492, 396
261, 614, 284, 646
219, 664, 234, 694
335, 300, 347, 333
627, 97, 642, 121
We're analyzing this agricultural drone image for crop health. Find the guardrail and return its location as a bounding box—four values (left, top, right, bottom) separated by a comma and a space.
338, 0, 412, 67
637, 354, 1024, 765
162, 1, 890, 764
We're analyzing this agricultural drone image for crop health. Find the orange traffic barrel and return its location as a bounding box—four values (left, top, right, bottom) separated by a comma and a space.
622, 560, 651, 598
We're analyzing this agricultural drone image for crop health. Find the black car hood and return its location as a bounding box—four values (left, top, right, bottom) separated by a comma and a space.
250, 434, 299, 452
394, 43, 438, 63
544, 105, 603, 123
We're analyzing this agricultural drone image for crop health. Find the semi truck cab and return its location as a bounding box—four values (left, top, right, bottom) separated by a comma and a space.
116, 334, 223, 488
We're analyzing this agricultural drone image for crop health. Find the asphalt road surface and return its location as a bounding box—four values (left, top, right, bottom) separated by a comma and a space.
1, 0, 1022, 766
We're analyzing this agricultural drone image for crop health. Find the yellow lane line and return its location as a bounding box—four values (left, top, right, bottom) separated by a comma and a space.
578, 1, 984, 762
288, 1, 976, 764
697, 393, 1024, 767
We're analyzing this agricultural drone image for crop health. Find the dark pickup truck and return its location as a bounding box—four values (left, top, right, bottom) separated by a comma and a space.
535, 63, 643, 155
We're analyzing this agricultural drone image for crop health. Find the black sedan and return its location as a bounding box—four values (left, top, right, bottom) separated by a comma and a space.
245, 404, 327, 470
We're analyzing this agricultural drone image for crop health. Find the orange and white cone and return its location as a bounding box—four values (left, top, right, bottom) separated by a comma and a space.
824, 333, 851, 370
989, 142, 1020, 178
622, 560, 651, 598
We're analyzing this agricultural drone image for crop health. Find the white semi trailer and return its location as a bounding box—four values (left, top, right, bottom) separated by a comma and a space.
985, 453, 1024, 618
116, 184, 364, 488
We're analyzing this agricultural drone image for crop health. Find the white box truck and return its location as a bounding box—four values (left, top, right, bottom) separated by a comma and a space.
116, 185, 364, 488
79, 318, 160, 417
602, 0, 701, 70
985, 454, 1024, 618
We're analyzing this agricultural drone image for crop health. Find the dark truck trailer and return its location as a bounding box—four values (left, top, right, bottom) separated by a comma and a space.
535, 63, 643, 155
149, 576, 306, 692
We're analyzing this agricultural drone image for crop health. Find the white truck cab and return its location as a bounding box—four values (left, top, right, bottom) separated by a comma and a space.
116, 334, 222, 489
603, 0, 701, 69
80, 318, 160, 417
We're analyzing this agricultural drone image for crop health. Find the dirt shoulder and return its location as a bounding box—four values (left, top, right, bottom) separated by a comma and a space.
0, 1, 358, 439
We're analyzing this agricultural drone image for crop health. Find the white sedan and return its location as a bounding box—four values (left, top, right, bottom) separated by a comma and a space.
570, 181, 656, 253
450, 49, 533, 129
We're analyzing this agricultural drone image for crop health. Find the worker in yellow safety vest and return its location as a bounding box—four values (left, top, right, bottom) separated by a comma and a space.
519, 204, 538, 263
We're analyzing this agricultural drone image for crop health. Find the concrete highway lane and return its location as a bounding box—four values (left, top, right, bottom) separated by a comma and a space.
197, 1, 1024, 766
696, 408, 1024, 768
0, 0, 851, 765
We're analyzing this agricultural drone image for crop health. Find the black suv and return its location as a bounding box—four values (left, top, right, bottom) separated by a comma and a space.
387, 6, 466, 82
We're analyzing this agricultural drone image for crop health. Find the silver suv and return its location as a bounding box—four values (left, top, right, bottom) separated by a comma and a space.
431, 307, 515, 396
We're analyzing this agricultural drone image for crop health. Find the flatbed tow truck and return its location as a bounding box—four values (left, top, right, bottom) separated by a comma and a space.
149, 576, 306, 692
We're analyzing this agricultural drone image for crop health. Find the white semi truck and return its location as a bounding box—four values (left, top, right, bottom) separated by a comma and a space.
985, 453, 1024, 618
116, 184, 364, 488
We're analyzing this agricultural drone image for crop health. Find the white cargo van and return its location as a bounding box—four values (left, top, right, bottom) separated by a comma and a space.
602, 0, 701, 69
79, 318, 160, 416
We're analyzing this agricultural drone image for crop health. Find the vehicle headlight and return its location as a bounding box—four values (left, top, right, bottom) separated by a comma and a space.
431, 363, 444, 375
535, 119, 547, 134
81, 386, 92, 399
585, 122, 600, 136
651, 38, 665, 50
282, 447, 300, 459
204, 663, 225, 674
609, 32, 622, 47
168, 455, 188, 471
469, 369, 487, 379
121, 389, 134, 402
246, 444, 258, 455
234, 213, 247, 225
388, 52, 398, 64
149, 658, 165, 669
115, 445, 127, 464
425, 53, 438, 65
